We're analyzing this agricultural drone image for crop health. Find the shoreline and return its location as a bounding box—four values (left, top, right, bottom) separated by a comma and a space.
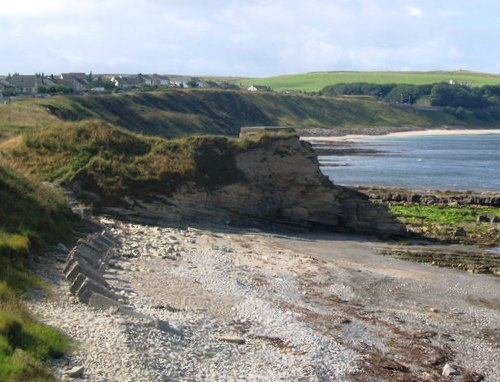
30, 217, 500, 381
302, 128, 500, 142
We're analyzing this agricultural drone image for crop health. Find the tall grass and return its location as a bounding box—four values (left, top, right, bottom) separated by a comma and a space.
0, 163, 74, 381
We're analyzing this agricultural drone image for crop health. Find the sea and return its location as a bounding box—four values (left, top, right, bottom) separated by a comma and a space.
319, 134, 500, 191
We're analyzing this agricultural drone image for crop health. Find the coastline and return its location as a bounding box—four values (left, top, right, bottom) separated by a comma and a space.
30, 217, 500, 381
301, 128, 500, 142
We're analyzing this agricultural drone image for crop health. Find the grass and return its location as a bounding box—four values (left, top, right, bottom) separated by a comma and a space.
2, 119, 309, 209
3, 119, 246, 204
388, 205, 500, 225
240, 70, 500, 92
0, 276, 68, 382
388, 204, 500, 244
0, 103, 59, 141
1, 90, 498, 144
32, 90, 477, 137
0, 163, 76, 381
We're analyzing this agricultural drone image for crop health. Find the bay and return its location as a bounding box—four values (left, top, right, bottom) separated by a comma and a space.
319, 134, 500, 191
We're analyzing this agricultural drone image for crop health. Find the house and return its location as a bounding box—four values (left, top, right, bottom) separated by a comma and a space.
136, 74, 153, 86
169, 77, 189, 88
247, 85, 270, 92
110, 74, 157, 88
110, 75, 140, 88
0, 79, 15, 96
58, 73, 90, 92
6, 74, 43, 94
150, 74, 170, 86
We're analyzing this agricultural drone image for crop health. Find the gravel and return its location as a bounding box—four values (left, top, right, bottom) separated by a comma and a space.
28, 217, 500, 381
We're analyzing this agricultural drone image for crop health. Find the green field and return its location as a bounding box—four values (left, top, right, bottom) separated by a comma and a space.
240, 71, 500, 92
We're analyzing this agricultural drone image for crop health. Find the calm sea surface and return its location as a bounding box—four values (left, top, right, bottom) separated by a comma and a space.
319, 134, 500, 191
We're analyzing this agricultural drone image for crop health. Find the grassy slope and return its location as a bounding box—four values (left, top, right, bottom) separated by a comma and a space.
3, 119, 295, 207
0, 164, 75, 382
240, 70, 500, 92
29, 90, 476, 139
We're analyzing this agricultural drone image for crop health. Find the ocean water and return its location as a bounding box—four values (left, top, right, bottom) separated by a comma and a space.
319, 134, 500, 191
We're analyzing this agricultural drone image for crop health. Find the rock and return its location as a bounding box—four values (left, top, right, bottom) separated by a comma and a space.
477, 215, 490, 223
453, 228, 467, 238
93, 135, 406, 236
442, 363, 460, 377
64, 366, 84, 379
215, 335, 246, 345
146, 319, 183, 336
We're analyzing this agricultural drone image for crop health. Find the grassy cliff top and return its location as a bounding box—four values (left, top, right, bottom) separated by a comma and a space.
2, 119, 297, 206
11, 90, 476, 140
240, 70, 500, 92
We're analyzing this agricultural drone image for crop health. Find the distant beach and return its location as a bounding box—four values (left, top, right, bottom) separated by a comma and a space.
302, 128, 500, 142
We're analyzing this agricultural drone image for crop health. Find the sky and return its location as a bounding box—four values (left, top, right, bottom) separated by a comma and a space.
1, 0, 500, 77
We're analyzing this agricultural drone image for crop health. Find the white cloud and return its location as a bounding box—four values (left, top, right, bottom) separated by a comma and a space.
408, 6, 423, 17
0, 0, 499, 76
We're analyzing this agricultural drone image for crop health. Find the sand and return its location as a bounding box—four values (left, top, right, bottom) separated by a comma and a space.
302, 128, 500, 142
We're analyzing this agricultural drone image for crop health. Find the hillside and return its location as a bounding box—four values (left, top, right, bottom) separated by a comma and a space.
240, 70, 500, 92
2, 120, 403, 234
0, 163, 75, 382
26, 90, 485, 139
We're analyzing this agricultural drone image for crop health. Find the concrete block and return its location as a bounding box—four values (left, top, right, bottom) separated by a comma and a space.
102, 231, 120, 246
70, 274, 87, 296
76, 239, 103, 255
76, 277, 118, 304
88, 293, 126, 312
65, 259, 109, 288
98, 233, 119, 247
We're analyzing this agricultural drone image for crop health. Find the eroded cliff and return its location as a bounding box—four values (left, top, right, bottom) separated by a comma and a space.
102, 133, 404, 235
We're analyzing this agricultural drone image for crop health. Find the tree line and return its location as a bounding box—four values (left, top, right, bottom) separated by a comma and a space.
321, 82, 500, 109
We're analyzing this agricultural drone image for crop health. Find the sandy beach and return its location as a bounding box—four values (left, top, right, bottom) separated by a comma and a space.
302, 128, 500, 142
29, 218, 499, 381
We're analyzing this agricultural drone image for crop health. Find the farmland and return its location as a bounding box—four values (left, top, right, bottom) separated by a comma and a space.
240, 70, 500, 92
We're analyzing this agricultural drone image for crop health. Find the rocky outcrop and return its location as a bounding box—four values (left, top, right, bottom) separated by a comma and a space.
355, 186, 500, 207
103, 133, 405, 236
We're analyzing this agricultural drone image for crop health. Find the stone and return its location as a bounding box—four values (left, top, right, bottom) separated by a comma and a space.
88, 292, 126, 313
75, 277, 119, 304
65, 258, 109, 287
215, 335, 246, 345
69, 274, 88, 296
477, 215, 490, 223
64, 366, 84, 379
453, 228, 467, 238
146, 319, 183, 336
98, 233, 119, 247
65, 248, 101, 269
442, 363, 460, 377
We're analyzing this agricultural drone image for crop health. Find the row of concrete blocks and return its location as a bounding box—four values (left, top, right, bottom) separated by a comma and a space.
64, 231, 125, 312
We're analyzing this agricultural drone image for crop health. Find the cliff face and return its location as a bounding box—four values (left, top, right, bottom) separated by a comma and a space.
104, 135, 404, 235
